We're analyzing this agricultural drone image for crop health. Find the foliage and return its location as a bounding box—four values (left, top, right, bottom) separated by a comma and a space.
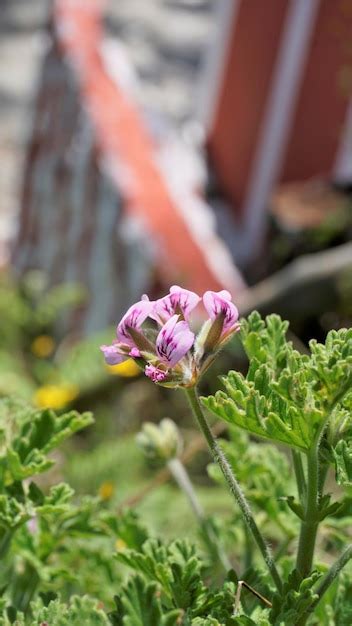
0, 271, 126, 408
0, 596, 111, 626
0, 310, 352, 624
207, 425, 296, 541
203, 312, 352, 452
269, 570, 321, 624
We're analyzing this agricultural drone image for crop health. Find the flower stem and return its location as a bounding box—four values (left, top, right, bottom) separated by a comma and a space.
168, 457, 231, 572
296, 445, 319, 578
168, 457, 204, 520
313, 544, 352, 606
185, 386, 282, 592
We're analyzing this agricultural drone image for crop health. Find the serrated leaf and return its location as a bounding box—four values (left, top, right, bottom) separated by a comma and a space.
30, 595, 110, 625
0, 398, 93, 484
0, 495, 33, 530
203, 314, 352, 452
113, 576, 181, 626
37, 483, 74, 515
270, 570, 321, 624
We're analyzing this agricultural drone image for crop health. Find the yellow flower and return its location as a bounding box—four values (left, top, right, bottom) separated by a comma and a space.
98, 481, 114, 501
33, 384, 79, 409
31, 335, 56, 358
105, 358, 140, 378
115, 538, 127, 552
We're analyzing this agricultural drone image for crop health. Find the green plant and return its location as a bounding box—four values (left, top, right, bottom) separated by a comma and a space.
1, 284, 352, 624
201, 312, 352, 623
99, 283, 352, 624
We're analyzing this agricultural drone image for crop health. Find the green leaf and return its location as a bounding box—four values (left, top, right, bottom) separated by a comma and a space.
37, 483, 74, 514
269, 570, 321, 624
282, 496, 305, 521
116, 538, 205, 606
203, 314, 352, 452
0, 495, 33, 530
317, 494, 344, 521
333, 439, 352, 486
112, 576, 181, 626
0, 397, 93, 483
30, 595, 110, 625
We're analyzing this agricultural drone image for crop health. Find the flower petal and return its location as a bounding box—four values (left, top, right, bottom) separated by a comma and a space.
203, 290, 239, 334
152, 285, 200, 323
100, 344, 127, 365
156, 315, 195, 367
145, 364, 167, 383
117, 298, 154, 345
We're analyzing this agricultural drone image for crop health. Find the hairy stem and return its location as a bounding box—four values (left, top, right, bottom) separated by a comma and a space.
185, 386, 282, 592
313, 544, 352, 606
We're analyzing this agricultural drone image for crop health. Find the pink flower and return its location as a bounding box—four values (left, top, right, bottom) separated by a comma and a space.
152, 285, 200, 323
117, 298, 154, 347
156, 315, 195, 367
145, 364, 167, 382
203, 290, 240, 337
100, 286, 240, 387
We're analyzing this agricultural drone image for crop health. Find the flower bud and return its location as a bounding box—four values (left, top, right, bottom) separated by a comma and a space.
136, 418, 183, 466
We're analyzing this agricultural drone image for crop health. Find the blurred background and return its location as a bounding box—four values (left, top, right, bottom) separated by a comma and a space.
1, 0, 352, 537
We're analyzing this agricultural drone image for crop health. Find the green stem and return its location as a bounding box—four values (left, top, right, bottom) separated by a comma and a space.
168, 458, 204, 520
185, 387, 282, 592
296, 404, 333, 579
313, 544, 352, 606
168, 457, 231, 572
317, 459, 329, 503
296, 446, 319, 578
244, 524, 253, 572
0, 528, 13, 559
292, 450, 307, 504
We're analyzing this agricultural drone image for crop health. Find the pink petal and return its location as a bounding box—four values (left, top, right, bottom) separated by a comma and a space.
145, 364, 167, 383
152, 285, 200, 323
169, 285, 201, 317
100, 344, 127, 365
156, 315, 194, 367
117, 298, 154, 345
129, 347, 141, 358
203, 290, 239, 334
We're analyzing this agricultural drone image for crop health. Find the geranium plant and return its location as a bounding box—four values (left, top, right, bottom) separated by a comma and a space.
1, 285, 351, 624
101, 286, 352, 625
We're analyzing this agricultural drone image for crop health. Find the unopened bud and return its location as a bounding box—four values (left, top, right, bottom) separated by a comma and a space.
136, 419, 183, 465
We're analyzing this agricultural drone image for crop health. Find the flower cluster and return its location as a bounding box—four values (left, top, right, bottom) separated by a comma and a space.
100, 286, 240, 387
